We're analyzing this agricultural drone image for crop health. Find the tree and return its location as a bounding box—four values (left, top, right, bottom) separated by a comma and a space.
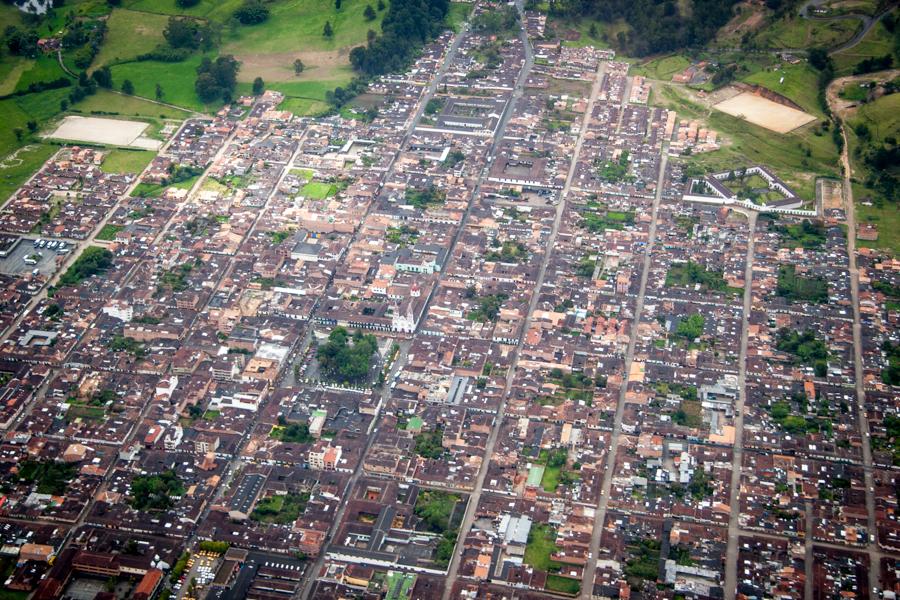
91, 66, 112, 89
234, 0, 270, 24
367, 28, 377, 44
155, 83, 164, 101
60, 99, 69, 111
176, 0, 200, 6
377, 0, 385, 9
323, 21, 333, 37
121, 79, 134, 95
252, 76, 264, 95
364, 4, 376, 20
13, 128, 24, 142
26, 120, 37, 133
195, 55, 240, 102
335, 0, 342, 9
164, 17, 203, 49
293, 58, 304, 75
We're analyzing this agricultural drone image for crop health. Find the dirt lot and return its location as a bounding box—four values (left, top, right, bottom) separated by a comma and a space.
47, 116, 161, 149
713, 92, 816, 133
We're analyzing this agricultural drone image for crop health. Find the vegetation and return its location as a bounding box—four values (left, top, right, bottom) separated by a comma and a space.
484, 240, 528, 263
775, 328, 828, 377
404, 185, 445, 209
549, 0, 738, 57
776, 264, 829, 304
665, 260, 733, 293
197, 541, 229, 554
271, 421, 314, 444
881, 340, 900, 386
580, 207, 634, 232
414, 427, 444, 459
317, 327, 378, 385
775, 219, 827, 249
524, 522, 560, 571
414, 489, 459, 533
129, 470, 185, 511
57, 246, 113, 288
623, 538, 660, 585
17, 460, 76, 495
675, 313, 704, 340
467, 293, 508, 323
195, 55, 239, 103
250, 492, 310, 524
596, 150, 631, 183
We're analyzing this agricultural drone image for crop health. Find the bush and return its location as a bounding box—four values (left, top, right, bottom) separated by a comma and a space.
234, 1, 270, 24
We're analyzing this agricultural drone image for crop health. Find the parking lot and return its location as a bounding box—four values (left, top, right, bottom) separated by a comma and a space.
174, 550, 222, 599
0, 235, 68, 277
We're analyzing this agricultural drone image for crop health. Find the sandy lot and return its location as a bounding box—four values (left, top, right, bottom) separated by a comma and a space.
714, 92, 816, 134
48, 116, 161, 149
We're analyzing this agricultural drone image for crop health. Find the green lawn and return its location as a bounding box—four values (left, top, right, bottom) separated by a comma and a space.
301, 181, 337, 199
756, 14, 860, 49
546, 575, 580, 595
446, 1, 472, 32
631, 55, 691, 80
95, 224, 124, 241
123, 0, 245, 22
0, 144, 58, 207
541, 464, 561, 492
14, 55, 71, 94
832, 19, 899, 75
110, 53, 218, 112
73, 89, 191, 119
101, 149, 155, 174
658, 84, 838, 202
524, 523, 559, 572
742, 62, 827, 119
221, 0, 387, 56
0, 56, 34, 96
91, 8, 171, 69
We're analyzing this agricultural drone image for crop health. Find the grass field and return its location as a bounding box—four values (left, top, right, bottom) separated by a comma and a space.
832, 18, 899, 75
101, 149, 155, 174
0, 144, 57, 207
742, 62, 827, 119
14, 55, 70, 94
524, 523, 559, 571
95, 223, 124, 241
846, 93, 900, 254
123, 0, 245, 22
91, 9, 170, 69
447, 1, 472, 32
546, 575, 580, 595
656, 83, 838, 201
72, 89, 191, 120
631, 55, 691, 80
301, 181, 337, 199
756, 14, 860, 49
110, 53, 215, 112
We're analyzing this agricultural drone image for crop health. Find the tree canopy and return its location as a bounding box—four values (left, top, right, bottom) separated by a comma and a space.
317, 327, 378, 385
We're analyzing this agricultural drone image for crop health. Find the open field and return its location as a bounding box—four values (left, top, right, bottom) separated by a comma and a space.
123, 0, 246, 22
832, 18, 899, 75
110, 53, 215, 112
742, 62, 826, 118
756, 13, 860, 48
631, 55, 691, 80
100, 149, 155, 174
0, 144, 58, 207
48, 116, 161, 149
72, 89, 191, 120
91, 9, 170, 69
447, 1, 473, 32
714, 92, 817, 133
656, 83, 838, 201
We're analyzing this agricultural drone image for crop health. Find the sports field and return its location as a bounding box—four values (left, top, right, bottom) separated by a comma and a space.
713, 92, 816, 134
48, 116, 162, 149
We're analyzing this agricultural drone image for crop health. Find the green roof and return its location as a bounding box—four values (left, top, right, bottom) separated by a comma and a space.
527, 465, 546, 487
406, 416, 423, 430
385, 571, 416, 600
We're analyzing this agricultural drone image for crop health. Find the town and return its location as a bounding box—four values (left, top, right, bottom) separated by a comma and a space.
0, 1, 898, 600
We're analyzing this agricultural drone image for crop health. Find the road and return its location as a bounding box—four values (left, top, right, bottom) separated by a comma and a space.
837, 94, 882, 594
722, 210, 758, 600
579, 139, 669, 598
